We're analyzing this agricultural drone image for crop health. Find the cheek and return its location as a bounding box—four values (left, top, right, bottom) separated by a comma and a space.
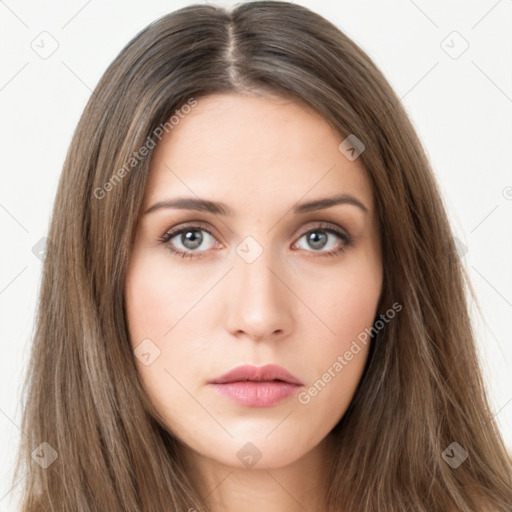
124, 251, 217, 420
295, 287, 375, 429
327, 275, 380, 348
125, 276, 168, 343
294, 254, 381, 412
124, 249, 210, 343
297, 251, 381, 352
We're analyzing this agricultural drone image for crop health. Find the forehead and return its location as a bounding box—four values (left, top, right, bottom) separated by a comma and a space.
143, 93, 373, 215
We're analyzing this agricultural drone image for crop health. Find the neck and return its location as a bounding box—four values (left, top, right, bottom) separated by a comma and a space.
182, 433, 335, 512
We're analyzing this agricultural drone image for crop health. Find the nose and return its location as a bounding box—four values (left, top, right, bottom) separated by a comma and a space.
223, 248, 294, 342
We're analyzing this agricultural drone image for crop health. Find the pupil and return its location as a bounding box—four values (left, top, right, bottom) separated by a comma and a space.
309, 231, 327, 250
183, 230, 202, 249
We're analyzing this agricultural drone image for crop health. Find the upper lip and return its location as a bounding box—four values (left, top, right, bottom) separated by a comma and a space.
209, 364, 304, 386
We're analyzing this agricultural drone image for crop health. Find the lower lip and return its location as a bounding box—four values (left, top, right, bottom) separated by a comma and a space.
209, 381, 301, 407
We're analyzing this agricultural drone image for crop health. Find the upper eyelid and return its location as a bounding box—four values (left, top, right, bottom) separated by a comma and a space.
161, 220, 349, 246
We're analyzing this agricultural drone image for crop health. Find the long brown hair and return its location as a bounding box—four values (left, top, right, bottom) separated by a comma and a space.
13, 2, 512, 511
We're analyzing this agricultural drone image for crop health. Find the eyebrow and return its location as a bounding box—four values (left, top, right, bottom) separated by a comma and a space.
144, 193, 369, 216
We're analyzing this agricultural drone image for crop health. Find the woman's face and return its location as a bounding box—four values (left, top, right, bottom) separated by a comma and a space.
124, 92, 382, 470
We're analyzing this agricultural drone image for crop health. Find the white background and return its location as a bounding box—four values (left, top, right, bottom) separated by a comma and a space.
1, 0, 511, 509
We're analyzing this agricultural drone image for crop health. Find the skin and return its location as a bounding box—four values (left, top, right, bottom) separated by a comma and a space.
124, 92, 383, 512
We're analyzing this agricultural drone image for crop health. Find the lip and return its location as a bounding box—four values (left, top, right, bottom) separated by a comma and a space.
208, 364, 304, 408
209, 364, 304, 386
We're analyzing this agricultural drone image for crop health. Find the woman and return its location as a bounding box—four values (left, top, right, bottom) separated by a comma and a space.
13, 2, 512, 511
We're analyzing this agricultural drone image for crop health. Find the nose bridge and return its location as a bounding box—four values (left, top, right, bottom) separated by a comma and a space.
236, 236, 282, 305
224, 235, 292, 339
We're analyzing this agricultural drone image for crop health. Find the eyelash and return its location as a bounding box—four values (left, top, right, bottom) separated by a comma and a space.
157, 221, 353, 260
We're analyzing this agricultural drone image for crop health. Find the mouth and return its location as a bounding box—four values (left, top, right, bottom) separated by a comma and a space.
208, 364, 303, 407
208, 363, 303, 386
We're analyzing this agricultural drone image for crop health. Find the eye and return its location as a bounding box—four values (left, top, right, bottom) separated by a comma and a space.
157, 223, 218, 259
158, 221, 353, 259
293, 223, 352, 257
